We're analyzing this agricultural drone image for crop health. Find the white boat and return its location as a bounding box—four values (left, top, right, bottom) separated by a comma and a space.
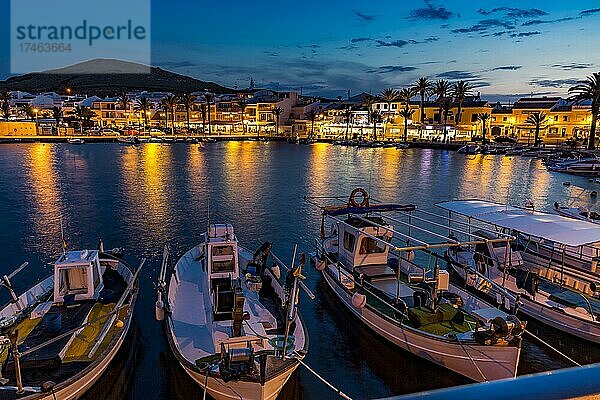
437, 199, 600, 343
66, 138, 84, 145
160, 224, 308, 400
310, 191, 524, 382
457, 144, 480, 154
547, 158, 600, 176
116, 136, 140, 145
554, 202, 600, 224
0, 245, 143, 399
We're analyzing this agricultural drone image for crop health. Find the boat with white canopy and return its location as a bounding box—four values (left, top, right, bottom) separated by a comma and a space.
0, 242, 143, 399
158, 224, 308, 400
309, 190, 525, 382
437, 199, 600, 343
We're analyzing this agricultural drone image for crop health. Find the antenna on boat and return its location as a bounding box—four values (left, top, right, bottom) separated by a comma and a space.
60, 218, 66, 255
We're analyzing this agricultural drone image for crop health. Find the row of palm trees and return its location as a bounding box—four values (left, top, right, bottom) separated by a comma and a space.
114, 91, 285, 137
356, 73, 599, 148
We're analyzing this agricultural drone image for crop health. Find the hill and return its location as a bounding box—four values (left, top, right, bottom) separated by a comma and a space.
0, 59, 231, 96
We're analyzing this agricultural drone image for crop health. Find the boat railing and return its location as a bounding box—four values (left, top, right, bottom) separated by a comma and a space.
318, 243, 410, 323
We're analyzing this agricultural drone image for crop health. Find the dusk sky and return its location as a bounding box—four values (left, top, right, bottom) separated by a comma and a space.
2, 0, 600, 100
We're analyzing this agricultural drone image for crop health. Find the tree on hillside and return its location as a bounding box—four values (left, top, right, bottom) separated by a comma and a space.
413, 77, 432, 139
178, 93, 197, 133
201, 92, 215, 135
304, 109, 319, 138
477, 112, 491, 143
134, 97, 152, 132
272, 106, 283, 136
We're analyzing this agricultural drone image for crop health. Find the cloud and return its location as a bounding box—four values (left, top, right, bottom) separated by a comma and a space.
478, 7, 547, 19
489, 65, 522, 71
424, 36, 440, 42
367, 66, 418, 74
352, 9, 375, 21
436, 70, 479, 80
410, 1, 454, 20
264, 51, 279, 57
375, 39, 413, 48
510, 31, 541, 37
451, 19, 515, 34
522, 17, 574, 26
351, 37, 372, 43
549, 63, 593, 70
297, 44, 320, 49
529, 78, 580, 88
581, 8, 600, 16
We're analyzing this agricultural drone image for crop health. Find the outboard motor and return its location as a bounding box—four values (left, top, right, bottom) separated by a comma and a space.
474, 315, 525, 345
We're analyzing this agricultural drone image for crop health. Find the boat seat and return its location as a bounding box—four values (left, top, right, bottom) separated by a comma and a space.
354, 265, 397, 282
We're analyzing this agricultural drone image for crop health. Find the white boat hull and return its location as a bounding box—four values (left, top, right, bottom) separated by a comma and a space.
179, 360, 298, 400
321, 270, 520, 382
446, 254, 600, 343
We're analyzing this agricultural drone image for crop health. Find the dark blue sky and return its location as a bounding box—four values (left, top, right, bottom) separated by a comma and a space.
2, 0, 600, 100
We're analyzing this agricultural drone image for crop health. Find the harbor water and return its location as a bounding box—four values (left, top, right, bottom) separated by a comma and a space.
1, 142, 599, 399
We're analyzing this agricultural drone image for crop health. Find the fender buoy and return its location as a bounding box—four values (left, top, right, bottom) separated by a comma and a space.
349, 188, 369, 208
155, 300, 165, 321
115, 320, 124, 328
351, 293, 367, 308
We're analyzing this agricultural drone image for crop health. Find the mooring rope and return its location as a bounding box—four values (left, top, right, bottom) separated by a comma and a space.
523, 329, 580, 367
293, 352, 353, 400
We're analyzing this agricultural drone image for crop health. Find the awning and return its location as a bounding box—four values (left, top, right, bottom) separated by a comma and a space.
436, 199, 600, 247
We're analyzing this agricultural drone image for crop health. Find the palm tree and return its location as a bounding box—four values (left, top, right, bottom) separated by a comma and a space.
477, 113, 491, 143
162, 95, 177, 134
52, 106, 63, 133
159, 97, 170, 132
201, 92, 215, 135
452, 81, 472, 134
82, 107, 95, 130
237, 99, 248, 133
199, 103, 207, 133
73, 105, 85, 133
343, 107, 353, 140
525, 111, 547, 147
433, 80, 452, 139
272, 106, 283, 136
399, 107, 415, 142
439, 97, 453, 142
413, 78, 432, 138
23, 104, 36, 120
134, 97, 152, 133
178, 93, 197, 133
118, 92, 130, 127
379, 88, 399, 123
0, 91, 11, 120
369, 110, 382, 141
304, 109, 319, 138
569, 73, 600, 150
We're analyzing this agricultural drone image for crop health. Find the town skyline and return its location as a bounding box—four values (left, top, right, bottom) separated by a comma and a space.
1, 1, 600, 101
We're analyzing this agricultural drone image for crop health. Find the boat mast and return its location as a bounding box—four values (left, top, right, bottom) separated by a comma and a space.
282, 245, 302, 359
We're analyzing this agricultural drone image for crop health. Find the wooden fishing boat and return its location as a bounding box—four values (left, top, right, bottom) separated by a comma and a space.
159, 224, 309, 400
309, 190, 524, 382
438, 199, 600, 343
0, 245, 143, 399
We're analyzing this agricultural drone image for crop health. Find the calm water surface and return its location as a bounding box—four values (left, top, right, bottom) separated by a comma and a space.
0, 142, 599, 399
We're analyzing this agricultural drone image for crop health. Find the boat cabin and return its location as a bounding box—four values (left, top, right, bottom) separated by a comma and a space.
338, 216, 393, 269
206, 224, 241, 321
53, 250, 104, 304
472, 230, 523, 272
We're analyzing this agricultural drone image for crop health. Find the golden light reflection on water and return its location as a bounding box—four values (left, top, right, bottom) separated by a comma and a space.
120, 144, 174, 241
306, 143, 331, 198
26, 144, 63, 250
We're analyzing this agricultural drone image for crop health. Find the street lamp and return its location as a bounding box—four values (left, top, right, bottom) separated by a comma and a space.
33, 108, 39, 135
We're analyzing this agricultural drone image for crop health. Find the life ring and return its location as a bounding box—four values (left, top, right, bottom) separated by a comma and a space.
268, 336, 295, 352
349, 188, 369, 208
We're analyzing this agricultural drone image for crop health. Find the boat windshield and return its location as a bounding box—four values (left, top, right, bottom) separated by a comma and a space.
359, 237, 387, 254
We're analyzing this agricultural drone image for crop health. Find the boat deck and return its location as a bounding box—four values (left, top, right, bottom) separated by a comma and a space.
0, 267, 129, 398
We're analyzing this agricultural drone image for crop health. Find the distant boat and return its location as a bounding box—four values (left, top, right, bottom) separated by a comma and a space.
117, 136, 140, 145
457, 144, 480, 154
396, 142, 410, 149
554, 202, 600, 224
0, 245, 143, 398
159, 226, 308, 400
67, 138, 84, 144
